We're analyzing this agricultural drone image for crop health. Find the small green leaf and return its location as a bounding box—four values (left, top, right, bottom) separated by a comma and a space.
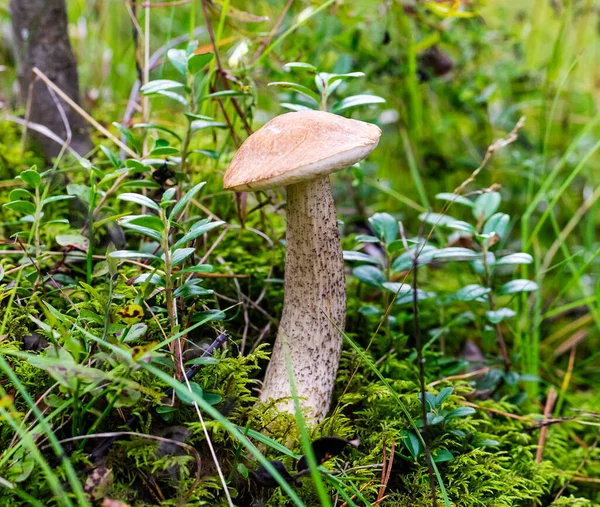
435, 192, 474, 207
473, 192, 501, 220
267, 82, 320, 105
343, 250, 382, 265
436, 387, 454, 406
368, 212, 397, 243
419, 212, 459, 227
173, 221, 225, 248
352, 265, 386, 287
169, 181, 207, 220
113, 122, 141, 154
485, 308, 516, 324
167, 48, 188, 75
237, 463, 249, 478
355, 234, 380, 243
446, 221, 477, 234
109, 250, 160, 260
400, 430, 423, 458
141, 79, 186, 94
331, 94, 386, 113
495, 253, 533, 266
433, 450, 454, 463
433, 248, 481, 262
177, 264, 214, 275
56, 234, 89, 251
284, 62, 317, 72
19, 169, 41, 188
9, 189, 34, 201
41, 195, 74, 206
498, 279, 538, 295
281, 102, 316, 112
190, 120, 228, 132
188, 52, 214, 74
121, 215, 164, 232
445, 406, 476, 419
483, 213, 510, 239
171, 248, 196, 267
452, 284, 490, 302
185, 357, 220, 366
120, 223, 163, 242
155, 90, 188, 106
3, 200, 36, 215
118, 193, 160, 211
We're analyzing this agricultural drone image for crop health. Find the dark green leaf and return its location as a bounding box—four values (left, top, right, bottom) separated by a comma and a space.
117, 193, 160, 211
188, 52, 214, 74
473, 192, 501, 220
343, 250, 382, 265
352, 265, 386, 287
368, 212, 397, 243
331, 94, 386, 113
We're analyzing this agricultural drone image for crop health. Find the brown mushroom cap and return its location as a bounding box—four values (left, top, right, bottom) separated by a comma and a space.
223, 111, 382, 191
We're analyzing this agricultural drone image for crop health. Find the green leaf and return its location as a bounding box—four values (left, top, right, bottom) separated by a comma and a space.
188, 52, 214, 74
120, 223, 163, 242
176, 382, 204, 405
392, 245, 438, 272
331, 94, 386, 113
3, 200, 36, 215
117, 193, 160, 211
284, 62, 317, 72
433, 248, 481, 262
133, 273, 164, 285
267, 82, 320, 105
149, 146, 179, 156
355, 234, 380, 243
108, 250, 160, 260
185, 357, 219, 366
445, 407, 476, 419
436, 387, 454, 406
56, 234, 89, 251
352, 265, 386, 287
435, 192, 474, 207
381, 282, 411, 295
485, 308, 516, 324
395, 288, 435, 306
190, 120, 228, 132
167, 48, 188, 75
203, 90, 249, 100
446, 221, 477, 234
419, 212, 459, 227
119, 323, 148, 342
495, 253, 533, 266
400, 430, 423, 458
173, 220, 225, 248
433, 450, 454, 463
67, 183, 92, 205
368, 212, 397, 243
171, 248, 196, 267
342, 251, 382, 265
184, 113, 214, 121
281, 102, 316, 112
483, 213, 510, 239
113, 122, 141, 153
100, 145, 121, 168
120, 215, 164, 232
10, 189, 34, 201
18, 169, 41, 188
169, 181, 207, 220
141, 79, 185, 94
237, 463, 249, 478
473, 192, 501, 220
177, 264, 214, 275
452, 284, 490, 302
173, 279, 213, 298
498, 279, 538, 295
155, 90, 189, 106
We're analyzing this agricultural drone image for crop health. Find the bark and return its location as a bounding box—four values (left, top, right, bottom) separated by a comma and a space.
10, 0, 93, 160
259, 177, 346, 421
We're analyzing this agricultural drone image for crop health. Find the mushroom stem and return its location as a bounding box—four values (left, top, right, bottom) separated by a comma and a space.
259, 176, 346, 420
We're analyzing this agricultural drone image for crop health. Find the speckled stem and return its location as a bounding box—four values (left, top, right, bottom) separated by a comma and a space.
259, 176, 346, 421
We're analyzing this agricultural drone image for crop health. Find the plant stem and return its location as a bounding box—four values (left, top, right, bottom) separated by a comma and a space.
412, 256, 437, 507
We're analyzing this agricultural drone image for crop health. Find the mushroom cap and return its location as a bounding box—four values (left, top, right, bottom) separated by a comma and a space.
223, 111, 382, 191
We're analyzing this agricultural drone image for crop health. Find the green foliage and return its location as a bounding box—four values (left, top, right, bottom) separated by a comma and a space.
0, 0, 599, 506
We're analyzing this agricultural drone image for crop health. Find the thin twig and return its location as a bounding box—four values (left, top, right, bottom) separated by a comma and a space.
536, 387, 557, 463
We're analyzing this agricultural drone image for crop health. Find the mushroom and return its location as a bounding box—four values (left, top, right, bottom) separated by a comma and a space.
223, 111, 381, 420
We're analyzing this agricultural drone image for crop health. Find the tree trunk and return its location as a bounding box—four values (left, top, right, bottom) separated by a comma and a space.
259, 177, 346, 421
10, 0, 93, 160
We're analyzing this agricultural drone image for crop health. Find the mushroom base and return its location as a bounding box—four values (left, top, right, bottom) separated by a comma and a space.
259, 176, 346, 421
